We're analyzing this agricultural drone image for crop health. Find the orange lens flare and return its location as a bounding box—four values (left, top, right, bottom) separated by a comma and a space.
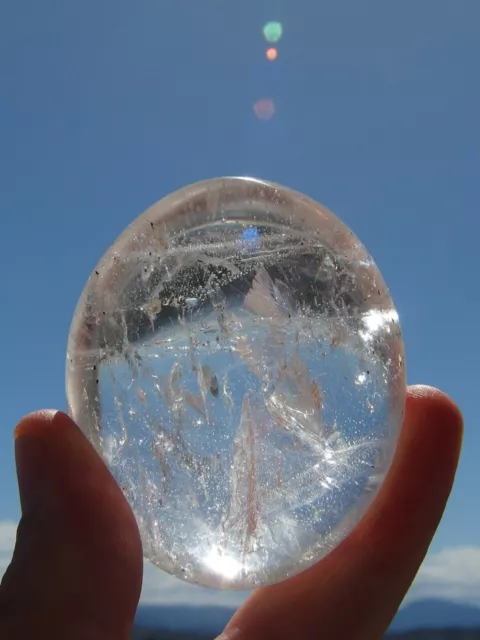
266, 47, 278, 61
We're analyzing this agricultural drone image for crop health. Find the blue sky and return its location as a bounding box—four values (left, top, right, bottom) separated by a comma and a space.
1, 0, 479, 608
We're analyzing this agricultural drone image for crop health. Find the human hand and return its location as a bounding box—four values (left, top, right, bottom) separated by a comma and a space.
0, 386, 462, 640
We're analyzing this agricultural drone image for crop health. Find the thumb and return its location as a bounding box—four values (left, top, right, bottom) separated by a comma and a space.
0, 410, 143, 640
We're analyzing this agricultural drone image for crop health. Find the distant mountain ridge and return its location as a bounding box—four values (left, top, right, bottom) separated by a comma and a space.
134, 598, 480, 637
390, 601, 480, 632
135, 605, 234, 636
132, 628, 480, 640
388, 631, 480, 640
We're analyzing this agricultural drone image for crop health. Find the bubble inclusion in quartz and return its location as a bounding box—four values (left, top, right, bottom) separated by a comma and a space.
66, 177, 406, 590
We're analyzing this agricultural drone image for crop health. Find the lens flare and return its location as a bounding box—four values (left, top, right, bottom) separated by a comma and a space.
266, 47, 278, 61
263, 21, 283, 44
253, 99, 275, 121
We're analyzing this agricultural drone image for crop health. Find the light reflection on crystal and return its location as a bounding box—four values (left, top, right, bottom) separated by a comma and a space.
203, 547, 241, 582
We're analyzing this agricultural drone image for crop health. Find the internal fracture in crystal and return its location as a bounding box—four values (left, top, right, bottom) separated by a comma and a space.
66, 177, 406, 590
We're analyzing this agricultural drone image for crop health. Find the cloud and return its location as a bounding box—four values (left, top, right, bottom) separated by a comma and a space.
0, 521, 17, 580
405, 546, 480, 607
1, 520, 479, 610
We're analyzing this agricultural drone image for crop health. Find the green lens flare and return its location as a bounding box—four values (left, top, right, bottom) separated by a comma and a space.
263, 21, 283, 44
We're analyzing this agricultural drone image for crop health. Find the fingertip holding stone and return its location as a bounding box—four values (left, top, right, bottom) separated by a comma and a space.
14, 410, 60, 439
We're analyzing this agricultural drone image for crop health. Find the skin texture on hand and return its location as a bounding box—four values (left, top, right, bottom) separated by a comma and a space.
0, 410, 144, 640
0, 386, 463, 640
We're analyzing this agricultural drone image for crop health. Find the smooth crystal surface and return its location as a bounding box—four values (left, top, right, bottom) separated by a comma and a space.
66, 177, 406, 590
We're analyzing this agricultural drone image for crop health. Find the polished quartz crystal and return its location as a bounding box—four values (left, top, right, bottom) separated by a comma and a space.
66, 177, 406, 590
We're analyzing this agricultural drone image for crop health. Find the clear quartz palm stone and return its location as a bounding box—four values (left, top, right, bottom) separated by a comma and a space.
66, 177, 406, 590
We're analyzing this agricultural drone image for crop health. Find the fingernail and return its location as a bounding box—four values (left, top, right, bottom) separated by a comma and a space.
14, 409, 59, 439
